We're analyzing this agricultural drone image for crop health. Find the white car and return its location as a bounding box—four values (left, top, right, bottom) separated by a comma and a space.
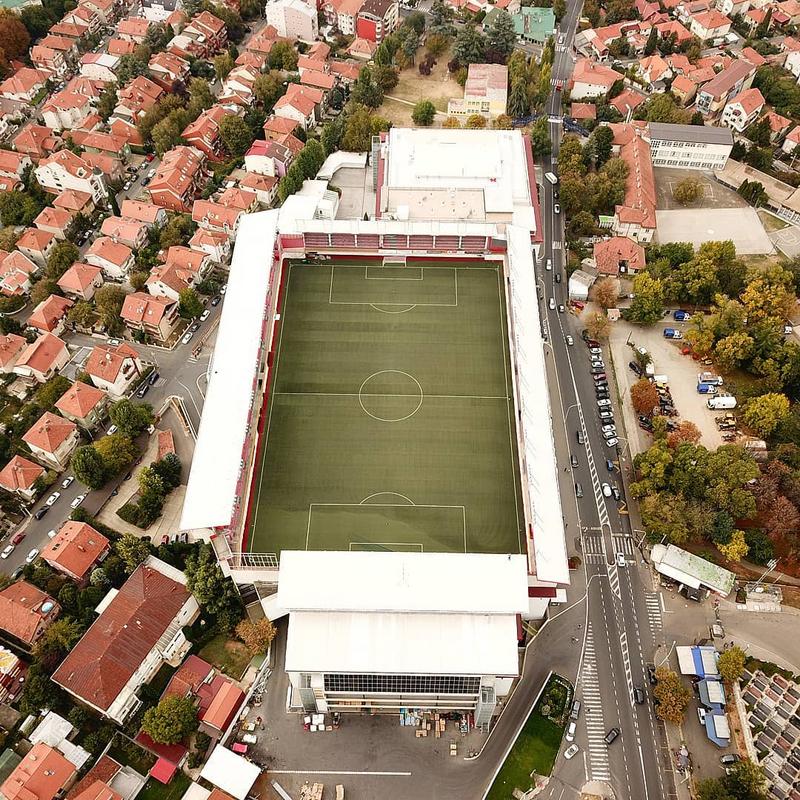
616, 552, 626, 568
1, 545, 14, 559
107, 425, 118, 436
566, 721, 576, 742
70, 494, 86, 509
200, 309, 210, 321
564, 744, 580, 760
558, 304, 565, 313
61, 476, 74, 489
597, 399, 611, 407
698, 707, 707, 725
606, 437, 619, 447
182, 331, 194, 345
599, 410, 614, 420
47, 529, 57, 539
220, 283, 228, 295
565, 335, 574, 346
45, 492, 60, 506
602, 429, 617, 440
602, 425, 617, 434
549, 298, 556, 310
602, 483, 612, 497
589, 347, 602, 355
25, 548, 39, 564
545, 259, 552, 271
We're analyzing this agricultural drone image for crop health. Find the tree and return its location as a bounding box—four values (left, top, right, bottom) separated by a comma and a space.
426, 33, 449, 57
401, 30, 421, 63
653, 667, 691, 724
508, 78, 530, 119
71, 446, 107, 490
588, 125, 614, 166
674, 176, 703, 205
138, 465, 165, 497
185, 543, 243, 629
630, 379, 659, 415
593, 277, 619, 309
443, 116, 461, 128
350, 67, 383, 108
454, 24, 486, 65
115, 532, 152, 574
214, 52, 234, 80
529, 117, 552, 157
465, 113, 487, 129
412, 99, 436, 126
152, 453, 182, 490
20, 5, 54, 40
68, 300, 95, 329
235, 617, 277, 654
109, 399, 154, 437
0, 10, 31, 60
30, 279, 59, 307
429, 0, 455, 37
644, 26, 659, 56
94, 284, 128, 334
667, 420, 701, 448
627, 272, 665, 325
45, 241, 80, 280
95, 433, 137, 476
372, 64, 399, 92
485, 9, 516, 61
178, 287, 204, 319
717, 529, 748, 562
585, 311, 611, 340
142, 696, 198, 744
742, 393, 789, 438
219, 114, 254, 158
34, 618, 83, 671
254, 70, 283, 107
341, 105, 389, 152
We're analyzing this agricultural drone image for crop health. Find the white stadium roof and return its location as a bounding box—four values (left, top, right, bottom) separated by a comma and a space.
180, 211, 279, 531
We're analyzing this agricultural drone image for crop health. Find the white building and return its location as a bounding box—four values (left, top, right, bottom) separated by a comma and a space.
651, 543, 736, 597
35, 150, 107, 205
648, 122, 733, 170
720, 87, 765, 132
277, 551, 528, 717
265, 0, 319, 42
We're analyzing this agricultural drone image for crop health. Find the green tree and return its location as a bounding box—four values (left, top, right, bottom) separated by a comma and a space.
644, 26, 659, 55
529, 117, 552, 157
213, 52, 234, 80
109, 399, 154, 437
351, 67, 383, 109
341, 105, 389, 152
673, 176, 703, 205
114, 532, 152, 574
268, 40, 298, 70
152, 453, 182, 490
20, 5, 54, 39
178, 287, 204, 319
465, 113, 487, 129
429, 0, 455, 36
627, 272, 665, 324
426, 33, 450, 57
33, 618, 83, 671
454, 24, 486, 65
412, 99, 436, 126
187, 78, 214, 115
94, 284, 128, 334
742, 393, 791, 438
30, 279, 60, 307
715, 331, 755, 371
185, 543, 243, 629
219, 114, 254, 158
485, 9, 516, 61
588, 125, 614, 166
372, 64, 399, 93
508, 78, 530, 118
236, 617, 277, 654
95, 433, 137, 476
142, 695, 198, 744
44, 241, 79, 281
254, 70, 284, 107
34, 375, 71, 410
70, 446, 107, 490
68, 300, 95, 329
653, 667, 691, 724
138, 465, 165, 497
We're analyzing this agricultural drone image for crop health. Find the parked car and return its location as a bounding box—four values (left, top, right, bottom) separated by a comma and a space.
558, 304, 565, 313
576, 430, 585, 445
200, 310, 210, 321
107, 425, 118, 436
698, 707, 707, 724
566, 721, 576, 742
575, 482, 583, 498
647, 664, 657, 685
34, 507, 49, 520
604, 728, 620, 745
570, 700, 581, 720
606, 459, 615, 472
182, 331, 194, 345
1, 545, 14, 559
554, 203, 561, 214
70, 494, 86, 509
629, 361, 642, 376
11, 531, 25, 545
602, 425, 616, 435
564, 744, 579, 759
589, 347, 602, 355
25, 548, 39, 564
136, 383, 149, 398
565, 334, 574, 345
597, 398, 611, 407
602, 483, 612, 497
570, 454, 579, 467
593, 373, 607, 382
602, 429, 617, 440
599, 410, 614, 421
61, 475, 74, 489
148, 371, 160, 385
190, 322, 201, 332
606, 437, 619, 447
45, 492, 60, 506
612, 486, 621, 501
47, 529, 57, 539
720, 754, 741, 765
211, 296, 221, 306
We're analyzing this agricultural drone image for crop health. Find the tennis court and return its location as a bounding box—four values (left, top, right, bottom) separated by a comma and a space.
248, 260, 524, 556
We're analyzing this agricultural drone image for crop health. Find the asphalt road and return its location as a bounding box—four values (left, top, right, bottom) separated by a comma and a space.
532, 7, 674, 799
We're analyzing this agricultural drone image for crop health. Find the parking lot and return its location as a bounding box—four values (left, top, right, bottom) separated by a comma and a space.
608, 318, 724, 453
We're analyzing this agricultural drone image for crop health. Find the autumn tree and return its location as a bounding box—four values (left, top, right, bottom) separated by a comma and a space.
653, 667, 691, 724
593, 277, 619, 309
673, 177, 703, 205
465, 113, 487, 129
742, 393, 791, 438
443, 116, 461, 128
585, 311, 611, 340
0, 10, 31, 60
631, 379, 659, 415
717, 529, 748, 562
236, 618, 277, 654
667, 421, 701, 448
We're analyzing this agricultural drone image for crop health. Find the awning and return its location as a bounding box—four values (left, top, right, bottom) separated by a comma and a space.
150, 758, 177, 784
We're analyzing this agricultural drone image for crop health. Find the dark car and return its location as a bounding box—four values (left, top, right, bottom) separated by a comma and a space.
591, 366, 606, 375
576, 430, 585, 445
11, 531, 25, 545
596, 392, 610, 401
136, 383, 149, 398
606, 459, 615, 472
604, 727, 620, 745
633, 687, 645, 704
570, 454, 579, 468
211, 296, 221, 306
585, 339, 600, 348
148, 371, 159, 385
720, 754, 741, 765
593, 372, 607, 382
575, 482, 583, 498
629, 361, 643, 376
646, 664, 657, 685
555, 272, 561, 283
34, 507, 49, 520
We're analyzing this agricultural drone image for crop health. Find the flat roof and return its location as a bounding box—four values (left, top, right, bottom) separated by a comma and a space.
277, 551, 529, 614
180, 211, 279, 531
199, 748, 259, 800
507, 226, 570, 584
649, 122, 733, 145
285, 610, 520, 676
651, 544, 735, 595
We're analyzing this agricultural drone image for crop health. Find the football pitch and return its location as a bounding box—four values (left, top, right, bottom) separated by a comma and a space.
248, 260, 524, 556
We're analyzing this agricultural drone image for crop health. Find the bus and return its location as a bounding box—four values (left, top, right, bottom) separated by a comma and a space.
544, 172, 558, 185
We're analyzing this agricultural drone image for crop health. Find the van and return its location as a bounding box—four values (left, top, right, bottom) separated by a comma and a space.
707, 395, 737, 409
544, 172, 558, 185
698, 372, 723, 386
570, 700, 581, 720
673, 310, 691, 321
644, 363, 655, 377
697, 383, 717, 394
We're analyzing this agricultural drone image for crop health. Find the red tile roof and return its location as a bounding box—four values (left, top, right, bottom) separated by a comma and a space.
55, 380, 106, 419
42, 522, 110, 581
84, 342, 140, 383
202, 680, 245, 731
70, 781, 122, 800
121, 292, 175, 326
593, 236, 645, 275
57, 262, 103, 295
0, 455, 44, 493
0, 582, 60, 646
728, 86, 764, 115
15, 333, 68, 377
52, 561, 192, 711
65, 758, 121, 800
0, 743, 75, 800
0, 333, 26, 369
163, 654, 213, 698
28, 295, 74, 333
22, 411, 77, 455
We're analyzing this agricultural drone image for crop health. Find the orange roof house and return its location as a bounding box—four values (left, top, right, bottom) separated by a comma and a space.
27, 295, 74, 335
55, 381, 108, 429
57, 262, 104, 301
0, 333, 27, 373
42, 521, 110, 582
0, 582, 60, 647
593, 236, 646, 276
0, 455, 45, 500
0, 743, 75, 800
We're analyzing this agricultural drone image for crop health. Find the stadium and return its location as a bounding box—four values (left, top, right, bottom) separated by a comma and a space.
180, 128, 569, 716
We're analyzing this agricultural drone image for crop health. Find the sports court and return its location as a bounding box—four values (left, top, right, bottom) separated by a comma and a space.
249, 260, 524, 556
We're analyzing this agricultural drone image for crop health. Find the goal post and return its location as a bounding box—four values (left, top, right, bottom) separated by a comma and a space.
382, 255, 407, 266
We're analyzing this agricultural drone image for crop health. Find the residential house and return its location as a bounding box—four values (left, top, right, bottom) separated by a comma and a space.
13, 333, 70, 385
117, 16, 150, 41
593, 236, 645, 275
57, 262, 104, 301
30, 45, 67, 77
717, 0, 749, 15
181, 105, 231, 161
85, 237, 134, 280
743, 6, 772, 34
300, 69, 336, 92
655, 19, 694, 45
146, 246, 208, 300
765, 110, 792, 141
41, 521, 110, 583
0, 68, 49, 103
148, 51, 191, 91
217, 186, 258, 213
323, 0, 363, 34
120, 293, 180, 343
0, 98, 27, 148
266, 0, 319, 42
55, 380, 108, 430
330, 59, 360, 84
447, 63, 507, 120
120, 199, 168, 229
244, 138, 293, 177
219, 64, 259, 108
274, 83, 323, 129
35, 150, 108, 205
355, 0, 398, 41
570, 58, 622, 98
721, 87, 765, 131
112, 76, 163, 127
16, 227, 56, 269
188, 226, 232, 262
0, 251, 39, 297
13, 124, 62, 163
782, 124, 800, 154
52, 557, 200, 724
54, 189, 95, 217
22, 411, 80, 471
610, 87, 647, 117
71, 130, 131, 161
263, 114, 300, 140
38, 35, 80, 66
740, 46, 767, 69
33, 206, 73, 241
0, 455, 44, 503
244, 25, 280, 57
27, 295, 74, 336
696, 58, 755, 115
175, 11, 227, 57
99, 217, 148, 249
191, 199, 244, 238
148, 146, 207, 212
49, 20, 91, 41
511, 5, 556, 43
62, 4, 101, 33
141, 0, 182, 23
636, 55, 672, 91
689, 9, 731, 39
79, 53, 119, 82
671, 74, 698, 106
783, 38, 800, 80
610, 123, 657, 242
0, 743, 75, 800
84, 342, 143, 398
108, 38, 137, 56
0, 334, 27, 375
0, 583, 60, 649
0, 151, 32, 190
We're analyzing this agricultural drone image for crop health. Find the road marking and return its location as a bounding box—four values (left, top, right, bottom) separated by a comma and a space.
269, 770, 412, 776
613, 535, 634, 557
645, 592, 663, 637
552, 240, 562, 250
580, 624, 611, 782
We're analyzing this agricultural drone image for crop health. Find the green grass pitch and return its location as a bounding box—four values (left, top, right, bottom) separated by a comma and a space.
248, 260, 524, 556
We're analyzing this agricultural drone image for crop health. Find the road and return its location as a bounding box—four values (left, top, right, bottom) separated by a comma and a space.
533, 7, 674, 800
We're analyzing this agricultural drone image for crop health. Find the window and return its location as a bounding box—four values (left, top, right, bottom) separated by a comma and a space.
324, 674, 482, 695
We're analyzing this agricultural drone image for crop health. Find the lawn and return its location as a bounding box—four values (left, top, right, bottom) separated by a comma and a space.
757, 209, 789, 232
136, 773, 191, 800
485, 675, 572, 800
199, 634, 252, 680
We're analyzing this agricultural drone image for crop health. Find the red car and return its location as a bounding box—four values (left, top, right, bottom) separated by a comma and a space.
11, 531, 25, 545
146, 153, 155, 162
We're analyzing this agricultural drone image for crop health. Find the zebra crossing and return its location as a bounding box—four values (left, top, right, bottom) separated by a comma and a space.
645, 592, 663, 638
613, 535, 635, 558
580, 624, 611, 782
582, 533, 605, 564
552, 240, 562, 250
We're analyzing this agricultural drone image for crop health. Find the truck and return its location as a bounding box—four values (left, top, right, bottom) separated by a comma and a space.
673, 310, 691, 321
663, 328, 683, 339
697, 383, 717, 394
544, 172, 559, 185
697, 371, 723, 386
707, 396, 737, 410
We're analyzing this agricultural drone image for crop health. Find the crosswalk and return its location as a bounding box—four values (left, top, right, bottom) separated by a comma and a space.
613, 535, 635, 557
645, 592, 663, 639
552, 240, 562, 250
580, 624, 611, 782
582, 533, 604, 564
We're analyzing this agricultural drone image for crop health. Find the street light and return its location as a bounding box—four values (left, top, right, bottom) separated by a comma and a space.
755, 558, 779, 588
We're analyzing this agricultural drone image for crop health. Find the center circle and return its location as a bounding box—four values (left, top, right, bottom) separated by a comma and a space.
358, 370, 424, 422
